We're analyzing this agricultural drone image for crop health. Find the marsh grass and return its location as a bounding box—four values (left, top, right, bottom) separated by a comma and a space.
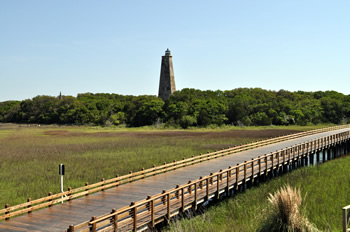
0, 124, 316, 208
0, 125, 287, 206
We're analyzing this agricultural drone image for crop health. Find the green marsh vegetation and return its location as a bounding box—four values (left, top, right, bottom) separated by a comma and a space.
167, 154, 350, 232
0, 124, 311, 207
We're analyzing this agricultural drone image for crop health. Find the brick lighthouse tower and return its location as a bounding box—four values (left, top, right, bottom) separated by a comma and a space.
158, 48, 176, 101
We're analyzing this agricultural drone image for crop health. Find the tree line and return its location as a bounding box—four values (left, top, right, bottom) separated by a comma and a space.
0, 88, 349, 128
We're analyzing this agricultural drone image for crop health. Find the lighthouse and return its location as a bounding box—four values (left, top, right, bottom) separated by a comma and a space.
158, 48, 176, 101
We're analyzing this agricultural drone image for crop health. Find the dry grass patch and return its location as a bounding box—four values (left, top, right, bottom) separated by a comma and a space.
259, 185, 318, 232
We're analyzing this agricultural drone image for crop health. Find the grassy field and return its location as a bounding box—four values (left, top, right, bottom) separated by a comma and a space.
0, 123, 327, 209
166, 154, 350, 232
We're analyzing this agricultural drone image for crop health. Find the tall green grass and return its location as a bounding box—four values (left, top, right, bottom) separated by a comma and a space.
167, 155, 350, 232
0, 124, 307, 207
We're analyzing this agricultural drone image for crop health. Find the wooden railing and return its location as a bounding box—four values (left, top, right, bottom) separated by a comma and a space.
68, 129, 350, 232
0, 125, 349, 222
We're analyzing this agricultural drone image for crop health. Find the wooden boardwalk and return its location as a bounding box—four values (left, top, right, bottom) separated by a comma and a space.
0, 128, 349, 231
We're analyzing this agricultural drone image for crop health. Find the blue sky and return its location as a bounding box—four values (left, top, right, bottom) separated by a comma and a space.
1, 1, 349, 101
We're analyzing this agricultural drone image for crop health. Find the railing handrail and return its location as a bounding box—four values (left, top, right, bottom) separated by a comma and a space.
1, 124, 349, 221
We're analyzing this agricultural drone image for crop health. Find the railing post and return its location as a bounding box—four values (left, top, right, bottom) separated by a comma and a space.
181, 187, 185, 213
151, 197, 155, 227
175, 185, 180, 199
5, 204, 9, 220
288, 148, 291, 163
91, 216, 97, 232
244, 162, 247, 184
188, 181, 192, 194
206, 178, 209, 201
68, 225, 75, 232
27, 198, 32, 214
112, 208, 118, 232
271, 153, 274, 171
129, 171, 133, 182
167, 193, 171, 221
131, 202, 137, 231
227, 168, 231, 192
199, 177, 203, 189
85, 182, 89, 196
48, 192, 53, 207
251, 160, 254, 182
217, 174, 220, 199
343, 206, 349, 232
194, 183, 197, 210
115, 174, 119, 186
67, 187, 72, 201
101, 178, 105, 191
